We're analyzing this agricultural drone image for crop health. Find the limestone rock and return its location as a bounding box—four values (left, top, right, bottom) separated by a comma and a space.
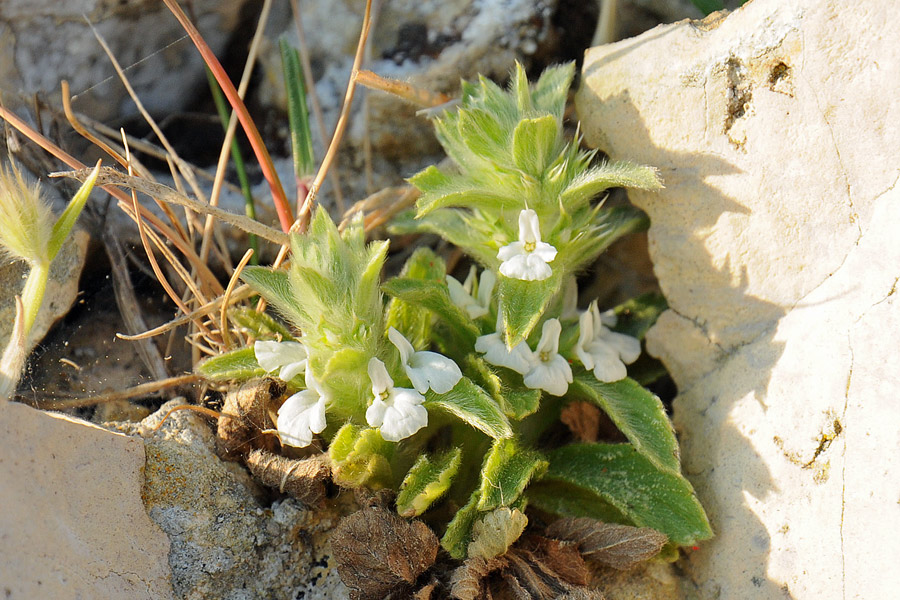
577, 1, 900, 598
256, 0, 568, 205
0, 0, 247, 123
0, 400, 174, 599
131, 401, 350, 600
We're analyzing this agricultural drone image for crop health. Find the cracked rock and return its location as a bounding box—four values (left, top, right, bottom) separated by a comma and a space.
131, 400, 349, 600
0, 400, 174, 599
577, 0, 900, 598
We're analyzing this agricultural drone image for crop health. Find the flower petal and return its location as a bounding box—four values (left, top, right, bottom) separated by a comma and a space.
368, 357, 393, 396
475, 333, 534, 374
575, 310, 595, 369
279, 360, 308, 383
602, 330, 642, 364
497, 241, 527, 262
523, 358, 571, 397
277, 390, 324, 447
532, 241, 557, 263
502, 253, 553, 281
588, 341, 628, 382
366, 397, 388, 428
407, 351, 462, 394
388, 326, 415, 364
254, 340, 307, 374
379, 390, 428, 442
447, 275, 474, 309
518, 208, 542, 244
535, 318, 562, 356
476, 269, 496, 309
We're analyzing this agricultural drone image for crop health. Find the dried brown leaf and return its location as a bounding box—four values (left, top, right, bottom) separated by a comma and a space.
449, 557, 503, 600
246, 449, 331, 506
545, 518, 667, 570
216, 378, 282, 461
503, 552, 563, 599
559, 401, 601, 443
331, 506, 439, 600
517, 535, 590, 587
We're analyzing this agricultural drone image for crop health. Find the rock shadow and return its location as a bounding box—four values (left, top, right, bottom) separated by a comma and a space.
577, 81, 792, 598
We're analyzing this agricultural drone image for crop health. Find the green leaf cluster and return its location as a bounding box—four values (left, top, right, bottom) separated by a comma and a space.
404, 62, 661, 344
240, 208, 387, 413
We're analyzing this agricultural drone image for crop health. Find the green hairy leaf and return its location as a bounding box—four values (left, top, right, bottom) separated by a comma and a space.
425, 377, 513, 440
511, 115, 559, 178
526, 482, 631, 525
385, 248, 446, 350
611, 291, 668, 341
441, 490, 482, 559
477, 439, 547, 511
499, 385, 541, 420
572, 374, 680, 474
382, 277, 480, 341
396, 448, 462, 517
538, 443, 712, 546
329, 424, 394, 489
196, 347, 264, 381
228, 307, 296, 341
560, 161, 662, 212
529, 62, 574, 119
240, 266, 308, 329
497, 271, 563, 346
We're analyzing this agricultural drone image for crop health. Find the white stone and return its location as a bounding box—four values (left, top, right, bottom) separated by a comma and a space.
0, 400, 175, 599
577, 1, 900, 598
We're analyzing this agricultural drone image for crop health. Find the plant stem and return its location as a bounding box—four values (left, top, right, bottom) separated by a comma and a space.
20, 261, 49, 335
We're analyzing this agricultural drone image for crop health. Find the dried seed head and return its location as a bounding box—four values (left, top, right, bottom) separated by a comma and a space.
331, 506, 439, 600
216, 378, 283, 461
0, 162, 53, 266
245, 448, 331, 506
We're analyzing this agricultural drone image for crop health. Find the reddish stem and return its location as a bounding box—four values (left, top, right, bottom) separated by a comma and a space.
162, 0, 294, 233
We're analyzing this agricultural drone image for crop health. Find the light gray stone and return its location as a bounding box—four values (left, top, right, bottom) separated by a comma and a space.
130, 400, 349, 600
577, 1, 900, 598
0, 0, 247, 123
0, 400, 175, 599
257, 0, 565, 204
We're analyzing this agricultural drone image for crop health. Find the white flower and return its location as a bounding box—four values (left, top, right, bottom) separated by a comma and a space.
388, 327, 462, 394
366, 357, 428, 442
497, 209, 557, 281
254, 340, 308, 381
560, 277, 579, 321
523, 318, 572, 396
276, 368, 328, 448
475, 313, 534, 374
575, 301, 641, 383
446, 267, 496, 319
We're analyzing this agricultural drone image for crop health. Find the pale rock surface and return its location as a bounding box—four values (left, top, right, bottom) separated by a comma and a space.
577, 1, 900, 598
256, 0, 567, 204
0, 400, 174, 599
0, 0, 247, 123
126, 400, 349, 600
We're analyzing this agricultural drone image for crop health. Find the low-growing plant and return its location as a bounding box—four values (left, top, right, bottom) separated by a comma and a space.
198, 63, 711, 561
0, 161, 100, 400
